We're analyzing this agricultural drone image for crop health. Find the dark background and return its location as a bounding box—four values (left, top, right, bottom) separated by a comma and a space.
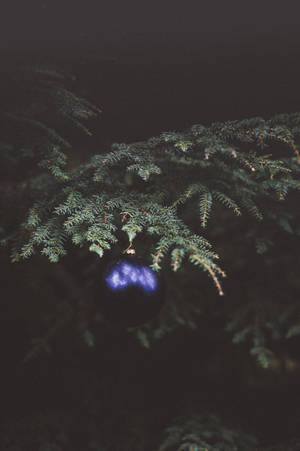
1, 1, 300, 145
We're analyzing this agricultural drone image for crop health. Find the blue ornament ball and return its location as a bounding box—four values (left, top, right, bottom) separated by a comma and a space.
100, 255, 165, 327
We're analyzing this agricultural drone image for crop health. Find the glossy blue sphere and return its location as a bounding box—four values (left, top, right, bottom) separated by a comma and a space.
101, 256, 165, 327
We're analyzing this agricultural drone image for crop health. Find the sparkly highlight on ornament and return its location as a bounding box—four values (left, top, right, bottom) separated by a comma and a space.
105, 262, 157, 292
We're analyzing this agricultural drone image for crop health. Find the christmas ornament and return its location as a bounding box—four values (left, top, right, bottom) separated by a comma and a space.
100, 253, 165, 327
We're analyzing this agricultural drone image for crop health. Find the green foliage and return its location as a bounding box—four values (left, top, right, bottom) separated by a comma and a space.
2, 66, 300, 339
158, 414, 257, 451
3, 72, 300, 296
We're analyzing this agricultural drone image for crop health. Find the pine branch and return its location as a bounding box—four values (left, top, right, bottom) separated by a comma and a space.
2, 65, 300, 298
